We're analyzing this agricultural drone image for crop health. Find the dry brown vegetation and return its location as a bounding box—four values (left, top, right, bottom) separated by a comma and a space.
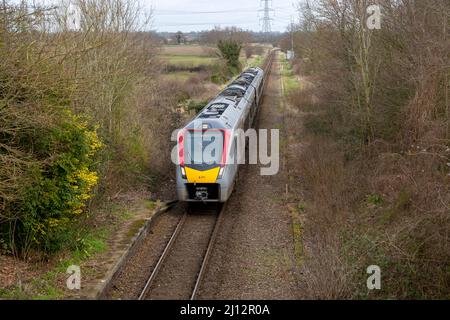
0, 0, 182, 257
283, 0, 449, 299
200, 26, 254, 45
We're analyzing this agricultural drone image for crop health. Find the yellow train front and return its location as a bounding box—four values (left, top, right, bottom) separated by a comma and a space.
176, 67, 265, 202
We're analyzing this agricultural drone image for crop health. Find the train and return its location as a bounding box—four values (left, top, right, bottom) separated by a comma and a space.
175, 66, 267, 202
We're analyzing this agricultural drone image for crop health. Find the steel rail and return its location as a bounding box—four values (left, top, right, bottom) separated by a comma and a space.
138, 211, 188, 300
138, 204, 225, 300
190, 203, 226, 300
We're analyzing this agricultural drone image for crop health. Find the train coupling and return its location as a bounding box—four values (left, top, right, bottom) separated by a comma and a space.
195, 187, 209, 201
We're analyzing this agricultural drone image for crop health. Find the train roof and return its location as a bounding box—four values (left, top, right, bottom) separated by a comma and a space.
188, 95, 246, 130
232, 76, 253, 87
185, 66, 264, 130
243, 67, 263, 75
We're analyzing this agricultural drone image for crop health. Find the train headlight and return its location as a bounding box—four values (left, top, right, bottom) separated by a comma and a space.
180, 166, 187, 179
218, 167, 225, 179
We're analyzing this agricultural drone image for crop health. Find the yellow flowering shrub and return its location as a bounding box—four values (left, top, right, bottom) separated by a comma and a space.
18, 109, 103, 253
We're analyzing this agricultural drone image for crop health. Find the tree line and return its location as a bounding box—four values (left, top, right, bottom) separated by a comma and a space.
280, 0, 449, 298
0, 0, 175, 258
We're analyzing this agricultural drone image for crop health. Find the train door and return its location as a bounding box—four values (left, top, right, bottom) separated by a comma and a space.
228, 137, 239, 185
254, 86, 260, 106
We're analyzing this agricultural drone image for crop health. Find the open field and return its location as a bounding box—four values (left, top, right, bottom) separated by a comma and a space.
158, 45, 221, 99
160, 44, 268, 70
162, 45, 216, 57
160, 55, 219, 67
160, 45, 219, 69
160, 71, 200, 82
159, 45, 220, 76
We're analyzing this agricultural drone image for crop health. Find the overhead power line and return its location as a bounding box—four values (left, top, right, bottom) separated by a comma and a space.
259, 0, 274, 33
152, 2, 293, 32
156, 22, 259, 28
155, 8, 258, 15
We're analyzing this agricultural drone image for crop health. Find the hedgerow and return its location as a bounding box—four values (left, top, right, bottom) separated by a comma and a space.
0, 105, 103, 256
0, 0, 167, 258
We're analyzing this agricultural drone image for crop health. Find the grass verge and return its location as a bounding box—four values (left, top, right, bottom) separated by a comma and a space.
0, 198, 157, 300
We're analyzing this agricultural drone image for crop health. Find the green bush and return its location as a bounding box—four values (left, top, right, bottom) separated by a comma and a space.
217, 39, 242, 76
187, 99, 209, 114
1, 108, 102, 255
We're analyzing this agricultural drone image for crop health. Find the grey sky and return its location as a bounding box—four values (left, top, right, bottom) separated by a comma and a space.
146, 0, 297, 32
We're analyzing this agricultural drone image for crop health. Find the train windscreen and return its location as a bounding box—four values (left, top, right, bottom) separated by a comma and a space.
184, 130, 224, 166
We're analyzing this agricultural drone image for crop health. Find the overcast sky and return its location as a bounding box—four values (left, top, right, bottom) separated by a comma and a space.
146, 0, 297, 33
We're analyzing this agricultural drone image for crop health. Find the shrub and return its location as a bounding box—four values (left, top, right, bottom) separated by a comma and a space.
186, 99, 209, 114
0, 0, 167, 259
217, 39, 242, 76
1, 108, 102, 256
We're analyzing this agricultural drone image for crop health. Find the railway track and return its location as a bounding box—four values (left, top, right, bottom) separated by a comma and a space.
138, 203, 226, 300
102, 51, 275, 300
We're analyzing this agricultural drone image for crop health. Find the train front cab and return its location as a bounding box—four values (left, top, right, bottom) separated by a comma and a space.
176, 128, 235, 203
176, 168, 233, 203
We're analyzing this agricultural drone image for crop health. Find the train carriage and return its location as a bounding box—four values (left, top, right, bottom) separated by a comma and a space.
176, 67, 265, 202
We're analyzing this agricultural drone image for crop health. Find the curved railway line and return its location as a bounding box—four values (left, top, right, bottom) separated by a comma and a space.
101, 51, 275, 300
